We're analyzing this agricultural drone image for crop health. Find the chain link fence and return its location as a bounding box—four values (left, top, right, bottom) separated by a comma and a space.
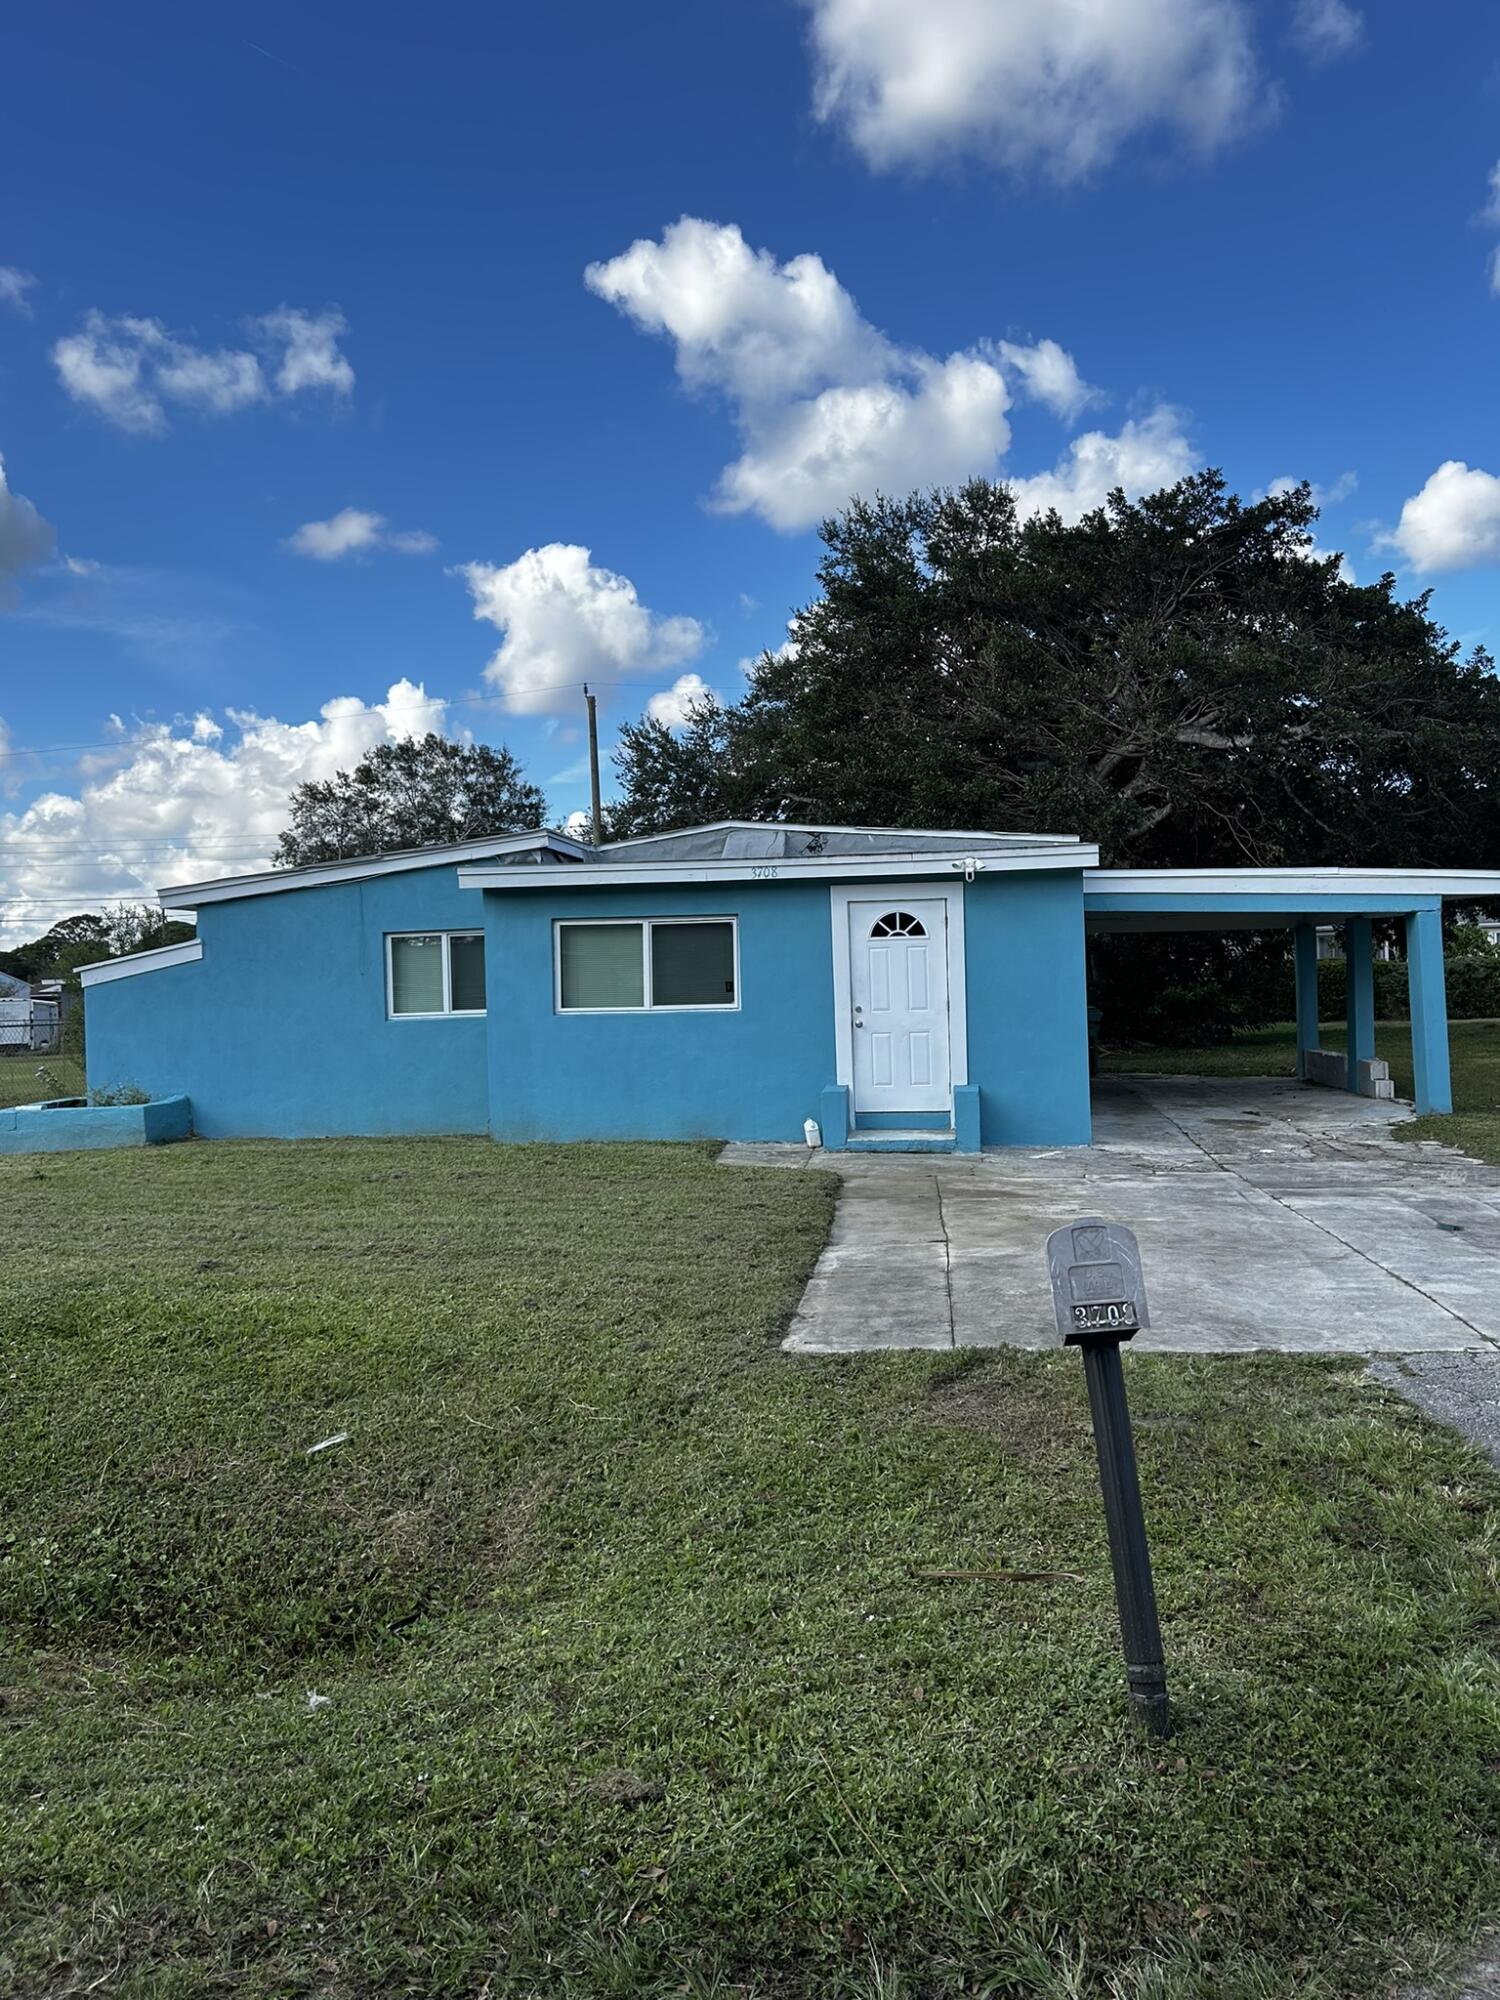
0, 1017, 63, 1056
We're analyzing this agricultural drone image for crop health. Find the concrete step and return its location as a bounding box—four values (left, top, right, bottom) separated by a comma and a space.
844, 1129, 957, 1153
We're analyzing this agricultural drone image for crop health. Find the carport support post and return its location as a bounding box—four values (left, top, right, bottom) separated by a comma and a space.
1344, 918, 1375, 1092
1293, 923, 1320, 1080
1406, 906, 1453, 1116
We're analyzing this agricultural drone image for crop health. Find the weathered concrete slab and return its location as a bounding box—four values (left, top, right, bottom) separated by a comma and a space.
726, 1078, 1500, 1356
781, 1242, 952, 1352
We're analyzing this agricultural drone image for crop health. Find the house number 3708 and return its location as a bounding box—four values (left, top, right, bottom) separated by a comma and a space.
751, 865, 779, 879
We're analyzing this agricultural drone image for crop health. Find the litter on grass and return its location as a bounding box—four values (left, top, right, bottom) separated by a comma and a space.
305, 1432, 351, 1456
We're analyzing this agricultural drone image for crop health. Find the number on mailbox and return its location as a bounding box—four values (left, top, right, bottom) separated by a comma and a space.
1045, 1216, 1150, 1344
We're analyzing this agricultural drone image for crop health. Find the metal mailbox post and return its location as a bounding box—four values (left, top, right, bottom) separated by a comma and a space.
1045, 1216, 1170, 1738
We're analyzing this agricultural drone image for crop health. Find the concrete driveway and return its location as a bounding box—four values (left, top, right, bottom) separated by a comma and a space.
722, 1078, 1500, 1355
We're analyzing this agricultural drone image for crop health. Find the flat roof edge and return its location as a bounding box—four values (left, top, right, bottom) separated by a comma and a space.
159, 830, 587, 907
460, 844, 1099, 890
1086, 867, 1500, 899
79, 939, 205, 988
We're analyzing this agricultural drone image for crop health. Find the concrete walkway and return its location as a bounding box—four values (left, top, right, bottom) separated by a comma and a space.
722, 1078, 1500, 1355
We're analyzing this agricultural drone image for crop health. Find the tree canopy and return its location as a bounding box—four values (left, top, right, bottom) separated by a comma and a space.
275, 734, 546, 868
612, 472, 1500, 869
0, 907, 195, 990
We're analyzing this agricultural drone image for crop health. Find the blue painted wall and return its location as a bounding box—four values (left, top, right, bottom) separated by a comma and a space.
964, 870, 1092, 1145
86, 865, 490, 1139
87, 861, 1097, 1147
481, 881, 838, 1143
481, 869, 1091, 1147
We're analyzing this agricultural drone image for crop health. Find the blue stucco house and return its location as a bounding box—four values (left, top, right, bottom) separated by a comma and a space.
79, 820, 1488, 1150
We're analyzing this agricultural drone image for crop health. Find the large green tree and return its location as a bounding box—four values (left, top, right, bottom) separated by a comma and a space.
276, 734, 545, 868
0, 907, 194, 989
613, 473, 1500, 869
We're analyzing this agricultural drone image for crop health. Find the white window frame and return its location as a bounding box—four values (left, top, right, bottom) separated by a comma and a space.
386, 930, 487, 1020
554, 916, 741, 1015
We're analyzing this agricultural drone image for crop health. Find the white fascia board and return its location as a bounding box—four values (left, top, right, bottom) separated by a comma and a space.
460, 844, 1098, 891
79, 939, 204, 988
159, 831, 588, 909
598, 819, 1084, 852
1086, 867, 1500, 898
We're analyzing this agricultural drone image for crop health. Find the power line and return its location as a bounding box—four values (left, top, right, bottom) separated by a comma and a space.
1, 897, 193, 910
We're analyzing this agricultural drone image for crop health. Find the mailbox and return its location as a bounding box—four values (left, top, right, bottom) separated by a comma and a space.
1042, 1213, 1169, 1735
1045, 1215, 1149, 1344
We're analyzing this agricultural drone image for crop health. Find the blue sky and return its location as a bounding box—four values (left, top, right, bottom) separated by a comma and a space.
1, 0, 1498, 936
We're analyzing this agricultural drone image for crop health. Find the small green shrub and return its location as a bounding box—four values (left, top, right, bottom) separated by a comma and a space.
1319, 954, 1500, 1023
86, 1081, 151, 1106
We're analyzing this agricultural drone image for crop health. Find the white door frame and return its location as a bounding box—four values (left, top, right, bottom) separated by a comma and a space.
830, 882, 968, 1104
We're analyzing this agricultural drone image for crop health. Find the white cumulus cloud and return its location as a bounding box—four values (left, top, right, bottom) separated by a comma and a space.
255, 307, 356, 397
0, 681, 445, 944
588, 218, 1107, 532
459, 543, 706, 717
804, 0, 1269, 182
716, 351, 1013, 532
1267, 471, 1357, 509
52, 306, 354, 434
646, 672, 714, 729
285, 508, 437, 561
587, 216, 893, 404
1383, 461, 1500, 573
0, 267, 37, 315
0, 452, 57, 606
1008, 407, 1198, 523
1290, 0, 1363, 62
996, 338, 1100, 420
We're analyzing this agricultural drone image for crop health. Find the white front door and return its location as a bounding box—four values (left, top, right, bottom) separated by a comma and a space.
847, 899, 951, 1117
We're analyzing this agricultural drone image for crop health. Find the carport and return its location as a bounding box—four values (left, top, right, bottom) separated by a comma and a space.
1082, 867, 1500, 1116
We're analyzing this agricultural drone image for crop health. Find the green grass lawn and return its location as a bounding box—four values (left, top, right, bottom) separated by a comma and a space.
4, 1139, 1500, 1998
0, 1053, 84, 1107
1099, 1017, 1500, 1160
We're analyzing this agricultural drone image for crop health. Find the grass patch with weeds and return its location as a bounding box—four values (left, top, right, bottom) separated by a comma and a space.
0, 1055, 85, 1109
2, 1137, 1499, 1998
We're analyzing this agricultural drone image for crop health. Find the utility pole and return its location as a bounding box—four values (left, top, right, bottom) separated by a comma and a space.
583, 683, 604, 849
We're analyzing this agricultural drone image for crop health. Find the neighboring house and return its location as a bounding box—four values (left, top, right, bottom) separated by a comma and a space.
0, 977, 63, 1055
79, 821, 1498, 1145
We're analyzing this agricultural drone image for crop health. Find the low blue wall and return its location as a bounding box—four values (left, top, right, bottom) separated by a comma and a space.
0, 1094, 192, 1154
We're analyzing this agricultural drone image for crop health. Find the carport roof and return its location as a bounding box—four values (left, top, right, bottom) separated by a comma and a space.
1084, 866, 1500, 931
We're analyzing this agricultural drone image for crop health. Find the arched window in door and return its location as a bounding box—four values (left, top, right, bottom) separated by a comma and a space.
869, 911, 927, 938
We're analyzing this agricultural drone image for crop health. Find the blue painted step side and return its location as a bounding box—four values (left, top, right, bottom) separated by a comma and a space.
844, 1130, 957, 1153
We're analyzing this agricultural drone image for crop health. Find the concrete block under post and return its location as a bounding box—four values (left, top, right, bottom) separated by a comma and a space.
1356, 1058, 1396, 1101
1303, 1048, 1347, 1089
1303, 1049, 1396, 1100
